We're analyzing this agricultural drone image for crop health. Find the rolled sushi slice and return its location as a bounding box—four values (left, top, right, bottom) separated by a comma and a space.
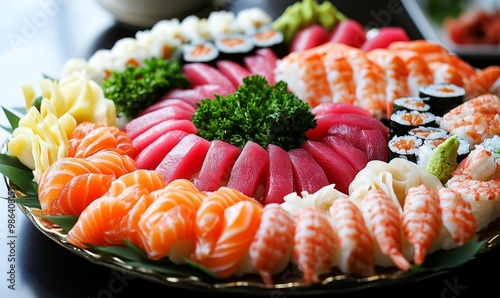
408, 126, 449, 140
418, 83, 466, 117
417, 136, 471, 168
182, 41, 219, 63
392, 96, 431, 114
389, 110, 436, 138
252, 26, 284, 48
214, 33, 254, 54
388, 135, 422, 163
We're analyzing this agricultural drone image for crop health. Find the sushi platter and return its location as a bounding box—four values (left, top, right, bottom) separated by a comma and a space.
2, 0, 500, 295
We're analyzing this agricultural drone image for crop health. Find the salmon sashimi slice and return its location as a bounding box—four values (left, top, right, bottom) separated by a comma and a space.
68, 124, 138, 159
50, 173, 114, 216
66, 194, 142, 249
38, 157, 105, 215
138, 187, 205, 262
192, 187, 262, 260
104, 169, 168, 198
191, 200, 263, 278
86, 150, 137, 177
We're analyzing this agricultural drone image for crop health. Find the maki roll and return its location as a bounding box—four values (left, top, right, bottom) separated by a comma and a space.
389, 110, 436, 138
251, 26, 287, 57
388, 135, 422, 162
214, 33, 254, 62
182, 41, 219, 63
408, 126, 449, 140
392, 96, 431, 113
418, 83, 466, 117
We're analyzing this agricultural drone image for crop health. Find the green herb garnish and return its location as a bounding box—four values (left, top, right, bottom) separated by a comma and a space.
192, 75, 317, 151
101, 57, 190, 119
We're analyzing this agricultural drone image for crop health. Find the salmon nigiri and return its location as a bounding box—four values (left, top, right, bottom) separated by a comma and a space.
191, 200, 263, 278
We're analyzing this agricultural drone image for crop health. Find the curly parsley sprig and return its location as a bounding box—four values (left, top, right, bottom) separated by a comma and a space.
192, 75, 317, 151
102, 57, 190, 119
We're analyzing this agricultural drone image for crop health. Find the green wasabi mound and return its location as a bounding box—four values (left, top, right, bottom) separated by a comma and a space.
425, 136, 460, 183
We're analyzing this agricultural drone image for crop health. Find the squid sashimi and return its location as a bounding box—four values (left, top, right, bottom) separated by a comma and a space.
68, 122, 138, 159
191, 200, 263, 278
194, 140, 242, 192
249, 203, 295, 285
192, 187, 262, 261
155, 133, 211, 183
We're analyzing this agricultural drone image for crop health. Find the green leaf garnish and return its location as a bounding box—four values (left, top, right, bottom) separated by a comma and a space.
40, 215, 79, 233
10, 195, 41, 209
1, 106, 21, 132
0, 156, 37, 195
192, 75, 317, 150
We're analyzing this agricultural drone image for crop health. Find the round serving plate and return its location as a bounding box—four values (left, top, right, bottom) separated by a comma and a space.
4, 170, 500, 295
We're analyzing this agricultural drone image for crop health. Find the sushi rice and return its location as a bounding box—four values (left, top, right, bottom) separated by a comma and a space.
479, 135, 500, 159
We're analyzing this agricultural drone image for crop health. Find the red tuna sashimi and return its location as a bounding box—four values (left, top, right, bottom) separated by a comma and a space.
360, 129, 389, 162
320, 135, 369, 172
226, 141, 269, 202
326, 123, 365, 151
138, 98, 196, 117
255, 48, 278, 68
290, 24, 330, 53
301, 140, 357, 195
182, 62, 236, 93
162, 84, 230, 107
243, 54, 276, 85
311, 102, 371, 117
288, 148, 329, 196
306, 113, 389, 142
361, 27, 410, 51
194, 140, 242, 192
132, 119, 197, 152
135, 130, 189, 170
263, 144, 294, 205
328, 19, 367, 48
216, 60, 252, 89
123, 105, 194, 140
155, 133, 211, 183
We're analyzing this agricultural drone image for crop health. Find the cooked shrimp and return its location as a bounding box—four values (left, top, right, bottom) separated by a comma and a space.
361, 189, 411, 271
402, 184, 441, 265
451, 145, 497, 180
294, 206, 336, 284
392, 49, 434, 96
300, 51, 334, 107
437, 187, 477, 249
323, 52, 357, 105
192, 200, 263, 278
467, 66, 500, 98
249, 203, 295, 285
388, 40, 448, 57
330, 198, 375, 277
367, 49, 410, 117
428, 61, 465, 89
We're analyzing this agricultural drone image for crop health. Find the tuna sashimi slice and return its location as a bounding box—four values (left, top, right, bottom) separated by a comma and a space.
156, 133, 211, 183
216, 60, 252, 89
255, 48, 278, 68
311, 102, 371, 117
290, 24, 331, 53
326, 123, 365, 151
243, 54, 276, 85
361, 129, 389, 162
162, 84, 230, 107
320, 135, 369, 172
226, 141, 269, 201
328, 19, 367, 48
132, 119, 197, 152
138, 98, 196, 117
288, 148, 329, 196
194, 140, 242, 192
301, 140, 357, 195
135, 130, 189, 170
306, 113, 389, 142
123, 105, 194, 140
182, 62, 236, 93
263, 144, 294, 205
361, 27, 410, 51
